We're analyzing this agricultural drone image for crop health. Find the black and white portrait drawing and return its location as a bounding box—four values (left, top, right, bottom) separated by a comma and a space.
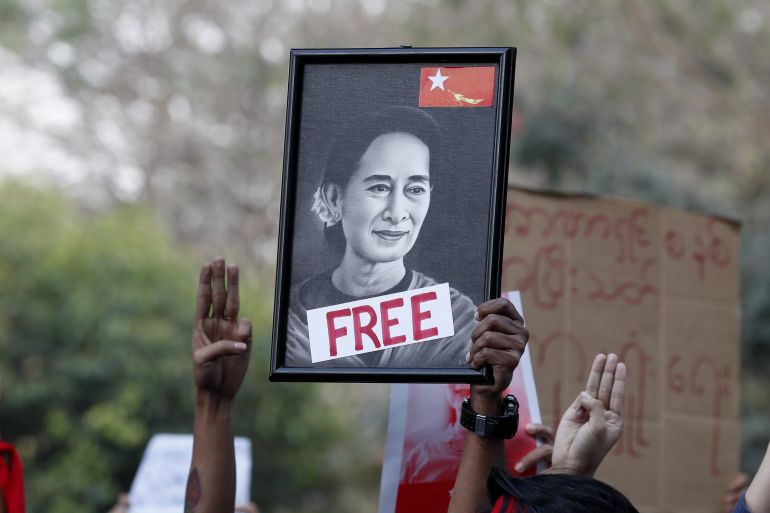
271, 49, 515, 382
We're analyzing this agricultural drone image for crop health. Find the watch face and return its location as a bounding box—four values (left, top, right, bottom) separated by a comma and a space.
503, 395, 519, 416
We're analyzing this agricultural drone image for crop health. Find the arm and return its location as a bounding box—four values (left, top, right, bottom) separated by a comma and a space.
548, 353, 626, 476
448, 298, 528, 513
186, 258, 252, 513
745, 442, 770, 513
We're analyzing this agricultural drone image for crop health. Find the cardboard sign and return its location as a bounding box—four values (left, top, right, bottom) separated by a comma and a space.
128, 434, 252, 513
379, 292, 541, 513
307, 283, 455, 363
502, 187, 741, 513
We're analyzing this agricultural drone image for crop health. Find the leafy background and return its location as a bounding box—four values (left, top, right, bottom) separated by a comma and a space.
0, 1, 768, 511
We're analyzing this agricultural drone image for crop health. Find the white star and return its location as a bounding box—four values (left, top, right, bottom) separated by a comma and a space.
428, 69, 449, 91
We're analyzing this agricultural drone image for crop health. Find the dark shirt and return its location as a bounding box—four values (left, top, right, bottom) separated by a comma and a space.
299, 269, 414, 310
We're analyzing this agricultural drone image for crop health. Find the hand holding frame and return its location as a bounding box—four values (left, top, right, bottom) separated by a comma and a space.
467, 297, 529, 413
448, 298, 528, 513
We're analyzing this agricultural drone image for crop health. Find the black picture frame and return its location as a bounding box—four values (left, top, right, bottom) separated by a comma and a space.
270, 47, 516, 383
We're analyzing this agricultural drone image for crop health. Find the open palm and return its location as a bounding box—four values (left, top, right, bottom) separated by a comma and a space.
192, 258, 252, 399
551, 353, 626, 476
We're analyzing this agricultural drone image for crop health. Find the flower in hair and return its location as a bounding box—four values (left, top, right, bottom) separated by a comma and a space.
311, 186, 339, 227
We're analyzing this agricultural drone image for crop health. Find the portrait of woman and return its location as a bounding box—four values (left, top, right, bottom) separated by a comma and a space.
284, 106, 477, 368
271, 53, 514, 379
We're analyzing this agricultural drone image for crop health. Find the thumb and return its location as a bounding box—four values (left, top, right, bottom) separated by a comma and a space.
194, 339, 248, 365
561, 391, 588, 423
578, 392, 607, 433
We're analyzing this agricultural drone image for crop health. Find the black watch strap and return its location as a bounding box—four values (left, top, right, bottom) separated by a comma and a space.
460, 395, 519, 439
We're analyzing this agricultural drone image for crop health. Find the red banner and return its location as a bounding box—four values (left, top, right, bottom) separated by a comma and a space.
379, 292, 541, 513
418, 66, 496, 108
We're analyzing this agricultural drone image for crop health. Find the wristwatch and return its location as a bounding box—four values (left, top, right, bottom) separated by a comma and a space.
460, 394, 519, 439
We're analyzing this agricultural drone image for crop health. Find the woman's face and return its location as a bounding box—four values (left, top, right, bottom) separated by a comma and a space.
339, 132, 431, 263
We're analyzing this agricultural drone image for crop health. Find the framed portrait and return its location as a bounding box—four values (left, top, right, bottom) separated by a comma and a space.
270, 47, 516, 383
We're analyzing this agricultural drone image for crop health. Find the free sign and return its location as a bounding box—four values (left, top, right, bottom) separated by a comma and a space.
306, 283, 455, 363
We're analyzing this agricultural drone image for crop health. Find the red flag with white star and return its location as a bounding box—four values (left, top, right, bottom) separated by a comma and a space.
418, 66, 496, 108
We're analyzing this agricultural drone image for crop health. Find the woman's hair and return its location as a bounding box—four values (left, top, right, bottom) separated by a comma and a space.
487, 468, 639, 513
321, 105, 443, 190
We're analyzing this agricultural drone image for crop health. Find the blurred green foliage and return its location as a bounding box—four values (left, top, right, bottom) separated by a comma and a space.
0, 181, 360, 513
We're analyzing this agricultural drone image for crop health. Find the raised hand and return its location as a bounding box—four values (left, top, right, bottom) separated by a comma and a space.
550, 353, 626, 477
514, 423, 555, 474
193, 257, 252, 399
467, 297, 529, 412
186, 258, 252, 513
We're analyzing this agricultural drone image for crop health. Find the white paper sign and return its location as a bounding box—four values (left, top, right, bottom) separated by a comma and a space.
128, 434, 252, 513
306, 283, 455, 363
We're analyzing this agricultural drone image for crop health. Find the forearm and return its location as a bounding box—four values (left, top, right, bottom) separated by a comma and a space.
448, 394, 504, 513
186, 392, 236, 513
746, 442, 770, 513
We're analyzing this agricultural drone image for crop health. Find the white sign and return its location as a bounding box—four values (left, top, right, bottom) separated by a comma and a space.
128, 434, 252, 513
306, 283, 455, 363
